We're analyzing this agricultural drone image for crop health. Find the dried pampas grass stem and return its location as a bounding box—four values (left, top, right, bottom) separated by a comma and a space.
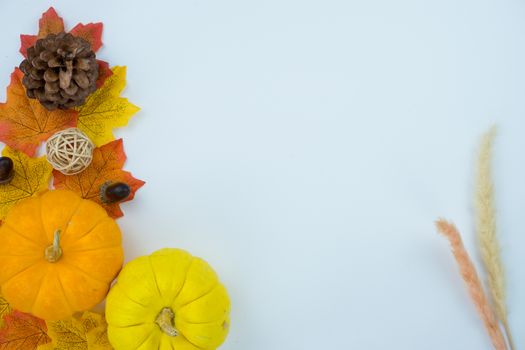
436, 219, 507, 350
475, 127, 514, 350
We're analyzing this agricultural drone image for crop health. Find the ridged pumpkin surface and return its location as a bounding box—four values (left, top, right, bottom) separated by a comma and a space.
0, 190, 123, 320
106, 248, 230, 350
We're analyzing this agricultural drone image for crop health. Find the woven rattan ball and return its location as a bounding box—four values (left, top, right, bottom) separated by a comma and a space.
46, 128, 95, 175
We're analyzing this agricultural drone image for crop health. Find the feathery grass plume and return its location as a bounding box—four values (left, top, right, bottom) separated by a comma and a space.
475, 127, 514, 350
436, 219, 507, 350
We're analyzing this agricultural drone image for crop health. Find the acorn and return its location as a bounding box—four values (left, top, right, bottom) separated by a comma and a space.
0, 157, 15, 184
100, 182, 131, 203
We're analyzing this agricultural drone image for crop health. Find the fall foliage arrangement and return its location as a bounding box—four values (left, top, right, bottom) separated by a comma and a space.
436, 127, 514, 350
0, 8, 231, 350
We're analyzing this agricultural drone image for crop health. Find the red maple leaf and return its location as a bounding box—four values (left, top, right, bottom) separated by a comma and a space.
0, 310, 52, 349
70, 23, 104, 52
96, 61, 112, 89
53, 139, 145, 218
19, 7, 111, 86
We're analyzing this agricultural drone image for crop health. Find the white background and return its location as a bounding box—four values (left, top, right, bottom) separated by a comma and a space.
0, 1, 524, 349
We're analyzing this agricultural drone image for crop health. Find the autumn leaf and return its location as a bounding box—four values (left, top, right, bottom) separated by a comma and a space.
19, 7, 64, 57
36, 341, 54, 350
0, 147, 52, 220
96, 61, 113, 89
53, 139, 144, 218
0, 294, 11, 328
85, 326, 112, 350
20, 7, 103, 57
20, 35, 38, 58
0, 69, 78, 156
46, 312, 112, 350
18, 8, 112, 88
78, 312, 103, 334
37, 7, 64, 38
0, 310, 52, 349
80, 312, 112, 350
76, 66, 139, 146
70, 23, 104, 52
47, 317, 87, 350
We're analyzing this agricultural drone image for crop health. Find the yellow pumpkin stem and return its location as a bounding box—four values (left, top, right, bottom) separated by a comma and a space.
44, 230, 63, 263
155, 307, 178, 337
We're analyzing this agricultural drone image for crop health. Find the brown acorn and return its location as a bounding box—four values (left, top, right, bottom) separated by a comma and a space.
100, 182, 131, 204
0, 157, 14, 184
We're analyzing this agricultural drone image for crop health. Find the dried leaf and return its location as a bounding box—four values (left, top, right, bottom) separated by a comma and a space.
47, 317, 87, 350
53, 139, 144, 218
37, 7, 64, 38
20, 7, 103, 57
0, 69, 78, 156
78, 312, 103, 334
86, 326, 112, 350
96, 61, 112, 89
19, 35, 37, 58
81, 312, 112, 350
46, 312, 112, 350
70, 23, 104, 52
76, 66, 139, 146
0, 147, 52, 220
0, 310, 52, 349
19, 7, 64, 56
36, 341, 54, 350
19, 8, 112, 87
0, 294, 11, 328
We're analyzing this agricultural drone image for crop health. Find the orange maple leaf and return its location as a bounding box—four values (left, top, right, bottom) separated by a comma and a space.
20, 7, 102, 56
53, 139, 145, 218
20, 7, 64, 56
0, 69, 78, 156
0, 310, 52, 349
69, 22, 104, 52
37, 6, 64, 38
19, 7, 111, 86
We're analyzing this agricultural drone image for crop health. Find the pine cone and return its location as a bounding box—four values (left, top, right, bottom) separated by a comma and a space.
19, 32, 99, 111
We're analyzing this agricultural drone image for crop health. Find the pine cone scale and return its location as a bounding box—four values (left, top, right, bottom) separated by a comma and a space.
76, 58, 91, 70
22, 75, 43, 89
30, 69, 44, 80
64, 83, 78, 96
45, 82, 59, 94
44, 69, 58, 82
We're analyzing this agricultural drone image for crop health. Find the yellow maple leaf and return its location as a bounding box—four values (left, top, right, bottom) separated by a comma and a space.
79, 311, 104, 334
86, 325, 112, 349
0, 147, 52, 220
76, 66, 140, 146
46, 311, 112, 350
0, 292, 12, 327
47, 317, 87, 350
82, 312, 112, 349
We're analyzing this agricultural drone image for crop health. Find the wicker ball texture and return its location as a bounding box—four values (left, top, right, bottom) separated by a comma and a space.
46, 128, 94, 175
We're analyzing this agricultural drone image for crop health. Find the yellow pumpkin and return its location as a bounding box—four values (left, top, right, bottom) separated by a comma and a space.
0, 189, 123, 321
106, 248, 231, 350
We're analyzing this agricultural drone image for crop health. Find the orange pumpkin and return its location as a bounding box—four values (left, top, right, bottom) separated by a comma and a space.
0, 189, 123, 320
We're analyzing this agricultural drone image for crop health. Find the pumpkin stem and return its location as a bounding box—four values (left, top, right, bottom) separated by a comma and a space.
44, 230, 63, 263
155, 307, 178, 337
